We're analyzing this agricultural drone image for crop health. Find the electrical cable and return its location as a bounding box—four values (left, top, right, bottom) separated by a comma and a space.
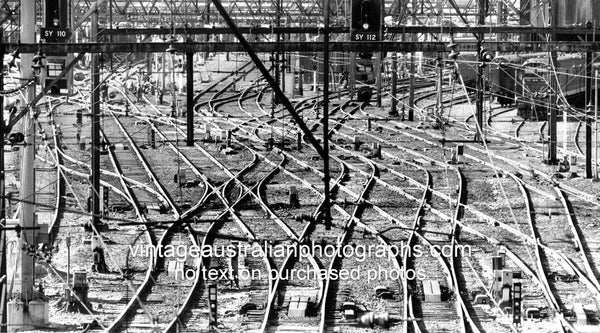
453, 60, 538, 270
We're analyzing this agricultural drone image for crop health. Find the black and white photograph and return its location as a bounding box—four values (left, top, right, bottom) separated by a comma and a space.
1, 0, 600, 332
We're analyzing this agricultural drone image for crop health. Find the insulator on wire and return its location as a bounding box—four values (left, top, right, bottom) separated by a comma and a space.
447, 36, 460, 61
449, 50, 460, 60
447, 42, 458, 49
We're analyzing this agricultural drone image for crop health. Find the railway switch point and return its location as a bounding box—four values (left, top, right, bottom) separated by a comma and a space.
342, 301, 357, 320
474, 294, 490, 305
353, 136, 361, 151
492, 256, 504, 270
374, 286, 393, 299
449, 149, 458, 164
226, 129, 232, 146
168, 261, 185, 280
358, 311, 390, 328
288, 186, 299, 208
294, 214, 312, 222
422, 280, 441, 302
147, 127, 156, 148
92, 247, 108, 273
82, 235, 92, 245
66, 271, 91, 312
287, 296, 306, 317
370, 142, 381, 158
566, 155, 579, 178
492, 270, 513, 303
525, 307, 540, 320
175, 170, 187, 186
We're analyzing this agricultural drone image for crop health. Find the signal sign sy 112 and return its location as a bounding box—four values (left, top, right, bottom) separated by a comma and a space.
351, 32, 379, 41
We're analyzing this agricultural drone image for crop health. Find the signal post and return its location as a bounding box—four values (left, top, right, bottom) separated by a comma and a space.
475, 47, 493, 142
350, 0, 382, 103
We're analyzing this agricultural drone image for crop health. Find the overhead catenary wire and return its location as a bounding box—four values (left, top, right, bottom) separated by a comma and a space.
13, 42, 598, 331
453, 59, 538, 270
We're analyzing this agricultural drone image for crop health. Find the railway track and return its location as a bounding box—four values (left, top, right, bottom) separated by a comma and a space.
34, 56, 600, 333
211, 77, 488, 330
130, 82, 346, 332
220, 81, 474, 330
57, 84, 213, 331
356, 103, 600, 330
331, 102, 483, 333
37, 94, 156, 328
185, 78, 408, 332
240, 80, 600, 330
415, 82, 594, 167
100, 110, 182, 332
113, 87, 271, 332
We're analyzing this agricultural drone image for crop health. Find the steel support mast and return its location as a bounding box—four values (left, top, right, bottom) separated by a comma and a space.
0, 31, 7, 333
391, 54, 397, 115
585, 25, 593, 178
475, 0, 486, 142
323, 0, 332, 230
7, 4, 37, 331
186, 51, 194, 146
15, 0, 36, 302
407, 0, 417, 122
547, 1, 558, 164
594, 70, 598, 181
91, 9, 101, 226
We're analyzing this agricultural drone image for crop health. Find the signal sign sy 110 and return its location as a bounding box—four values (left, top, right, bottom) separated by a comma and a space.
41, 28, 71, 42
